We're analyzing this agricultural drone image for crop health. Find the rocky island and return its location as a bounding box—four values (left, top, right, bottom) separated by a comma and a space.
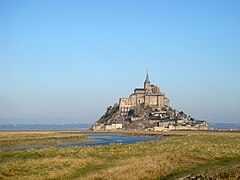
91, 68, 212, 131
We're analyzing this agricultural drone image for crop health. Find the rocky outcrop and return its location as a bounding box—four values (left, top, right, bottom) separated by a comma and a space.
90, 104, 213, 131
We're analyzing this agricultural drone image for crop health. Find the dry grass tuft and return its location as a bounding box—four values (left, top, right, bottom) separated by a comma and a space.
86, 155, 191, 180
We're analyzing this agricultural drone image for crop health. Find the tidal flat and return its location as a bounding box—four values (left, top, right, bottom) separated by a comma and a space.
0, 131, 239, 179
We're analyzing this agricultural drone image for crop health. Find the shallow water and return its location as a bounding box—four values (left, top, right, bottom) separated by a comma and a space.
2, 134, 161, 152
58, 134, 160, 148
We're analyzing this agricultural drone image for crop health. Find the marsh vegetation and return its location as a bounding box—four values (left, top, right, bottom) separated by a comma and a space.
0, 131, 239, 179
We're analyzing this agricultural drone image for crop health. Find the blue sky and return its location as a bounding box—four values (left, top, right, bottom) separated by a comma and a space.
0, 0, 240, 124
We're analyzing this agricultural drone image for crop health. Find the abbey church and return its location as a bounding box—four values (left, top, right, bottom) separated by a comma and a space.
119, 68, 170, 116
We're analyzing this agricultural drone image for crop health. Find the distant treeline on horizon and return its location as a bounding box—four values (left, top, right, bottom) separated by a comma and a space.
210, 123, 240, 130
0, 123, 91, 131
0, 123, 239, 131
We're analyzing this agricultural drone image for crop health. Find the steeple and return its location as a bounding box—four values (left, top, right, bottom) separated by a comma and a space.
144, 65, 150, 84
144, 65, 151, 92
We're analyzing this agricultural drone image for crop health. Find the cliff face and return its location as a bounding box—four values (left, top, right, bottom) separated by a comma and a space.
97, 105, 120, 124
91, 104, 213, 131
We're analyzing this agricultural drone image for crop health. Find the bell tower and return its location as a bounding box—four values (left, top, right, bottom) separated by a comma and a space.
144, 66, 152, 93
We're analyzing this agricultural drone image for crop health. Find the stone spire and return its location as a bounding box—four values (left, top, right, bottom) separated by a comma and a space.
145, 65, 150, 84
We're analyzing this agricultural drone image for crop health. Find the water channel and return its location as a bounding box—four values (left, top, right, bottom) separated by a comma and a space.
3, 134, 161, 152
58, 134, 161, 148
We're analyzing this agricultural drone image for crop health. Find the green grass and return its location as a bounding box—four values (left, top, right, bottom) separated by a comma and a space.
0, 131, 239, 179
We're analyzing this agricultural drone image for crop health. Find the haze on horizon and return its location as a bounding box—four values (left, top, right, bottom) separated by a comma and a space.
0, 0, 240, 124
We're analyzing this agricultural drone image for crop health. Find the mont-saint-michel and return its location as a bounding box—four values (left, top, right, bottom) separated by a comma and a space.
92, 68, 212, 131
2, 0, 240, 179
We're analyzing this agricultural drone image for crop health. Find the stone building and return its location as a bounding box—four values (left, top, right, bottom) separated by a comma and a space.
119, 68, 170, 116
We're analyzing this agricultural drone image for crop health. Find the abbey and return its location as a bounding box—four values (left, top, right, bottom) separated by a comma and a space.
92, 67, 212, 131
119, 68, 170, 116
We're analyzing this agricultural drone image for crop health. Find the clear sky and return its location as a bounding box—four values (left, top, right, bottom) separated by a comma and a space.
0, 0, 240, 124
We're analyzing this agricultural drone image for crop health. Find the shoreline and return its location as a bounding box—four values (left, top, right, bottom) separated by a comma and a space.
0, 131, 162, 152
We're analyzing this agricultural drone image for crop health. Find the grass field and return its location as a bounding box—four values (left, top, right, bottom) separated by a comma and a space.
0, 131, 239, 179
